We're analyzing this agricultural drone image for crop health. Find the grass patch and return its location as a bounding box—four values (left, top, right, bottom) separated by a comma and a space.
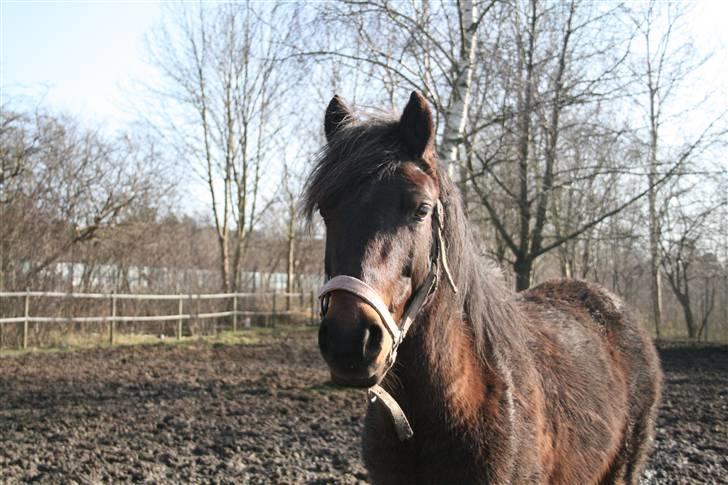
0, 324, 317, 357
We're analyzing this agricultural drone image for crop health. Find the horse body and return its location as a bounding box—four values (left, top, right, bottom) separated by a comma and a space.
363, 278, 661, 484
305, 92, 661, 484
364, 280, 660, 484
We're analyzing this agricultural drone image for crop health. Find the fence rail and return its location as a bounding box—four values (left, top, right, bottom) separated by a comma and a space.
0, 290, 305, 299
0, 289, 320, 350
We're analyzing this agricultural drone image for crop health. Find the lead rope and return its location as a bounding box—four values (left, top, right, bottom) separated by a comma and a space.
367, 385, 414, 440
367, 200, 458, 440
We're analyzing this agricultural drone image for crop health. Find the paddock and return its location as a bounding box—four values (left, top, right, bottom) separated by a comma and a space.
0, 330, 724, 483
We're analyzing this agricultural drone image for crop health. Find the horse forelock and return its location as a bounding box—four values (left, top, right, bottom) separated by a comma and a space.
302, 114, 401, 222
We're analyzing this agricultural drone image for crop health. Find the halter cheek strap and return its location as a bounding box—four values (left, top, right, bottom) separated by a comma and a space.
317, 200, 457, 440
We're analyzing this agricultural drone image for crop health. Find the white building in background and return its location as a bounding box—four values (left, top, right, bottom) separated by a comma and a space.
50, 261, 321, 293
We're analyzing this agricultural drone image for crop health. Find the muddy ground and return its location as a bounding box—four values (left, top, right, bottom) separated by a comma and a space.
0, 329, 726, 484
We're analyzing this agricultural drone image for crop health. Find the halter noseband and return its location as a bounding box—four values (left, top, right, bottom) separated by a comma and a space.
317, 200, 457, 440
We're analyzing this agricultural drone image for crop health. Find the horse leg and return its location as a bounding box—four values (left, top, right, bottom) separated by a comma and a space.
622, 401, 659, 485
599, 389, 660, 485
598, 431, 630, 485
621, 333, 662, 485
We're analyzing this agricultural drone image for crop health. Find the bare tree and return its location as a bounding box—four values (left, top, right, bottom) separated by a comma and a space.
627, 0, 727, 338
0, 104, 168, 291
148, 2, 299, 291
308, 0, 498, 185
660, 192, 725, 339
281, 159, 298, 311
464, 0, 655, 290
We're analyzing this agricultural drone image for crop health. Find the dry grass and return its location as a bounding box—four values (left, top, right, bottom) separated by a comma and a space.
0, 324, 318, 357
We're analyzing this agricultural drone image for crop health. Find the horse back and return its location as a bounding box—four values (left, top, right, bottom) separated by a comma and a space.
517, 279, 662, 484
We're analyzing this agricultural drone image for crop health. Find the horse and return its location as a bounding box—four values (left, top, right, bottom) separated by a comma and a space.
303, 92, 662, 484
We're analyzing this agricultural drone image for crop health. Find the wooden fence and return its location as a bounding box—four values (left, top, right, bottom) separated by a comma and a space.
0, 290, 319, 350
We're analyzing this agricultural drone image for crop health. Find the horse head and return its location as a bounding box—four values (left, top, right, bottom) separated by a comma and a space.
305, 92, 450, 388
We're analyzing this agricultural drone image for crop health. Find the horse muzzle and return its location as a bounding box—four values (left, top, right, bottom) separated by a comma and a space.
318, 290, 395, 388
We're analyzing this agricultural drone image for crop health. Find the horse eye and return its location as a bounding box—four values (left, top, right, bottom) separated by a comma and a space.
414, 203, 432, 222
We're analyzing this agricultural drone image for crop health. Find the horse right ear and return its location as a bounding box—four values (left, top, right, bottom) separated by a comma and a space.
324, 95, 352, 142
399, 91, 435, 160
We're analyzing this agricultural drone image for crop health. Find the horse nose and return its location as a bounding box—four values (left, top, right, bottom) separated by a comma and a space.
319, 316, 384, 368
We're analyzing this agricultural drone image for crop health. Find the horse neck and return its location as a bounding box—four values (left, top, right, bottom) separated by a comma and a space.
394, 186, 532, 428
397, 250, 518, 430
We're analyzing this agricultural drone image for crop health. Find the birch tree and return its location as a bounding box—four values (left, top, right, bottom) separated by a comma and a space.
310, 0, 496, 185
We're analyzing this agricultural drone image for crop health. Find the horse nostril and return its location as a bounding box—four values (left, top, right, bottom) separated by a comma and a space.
318, 320, 329, 355
320, 295, 330, 317
364, 323, 383, 359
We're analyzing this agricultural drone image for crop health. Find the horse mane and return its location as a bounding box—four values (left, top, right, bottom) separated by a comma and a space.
435, 172, 531, 373
303, 110, 531, 372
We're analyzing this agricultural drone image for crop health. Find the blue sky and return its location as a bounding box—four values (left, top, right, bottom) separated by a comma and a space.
1, 0, 162, 130
2, 0, 726, 129
1, 0, 726, 215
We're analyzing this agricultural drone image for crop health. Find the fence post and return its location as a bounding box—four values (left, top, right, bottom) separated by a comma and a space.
272, 292, 277, 328
298, 291, 304, 325
310, 290, 316, 326
196, 294, 200, 336
23, 288, 29, 349
232, 294, 238, 333
109, 293, 116, 345
177, 297, 183, 340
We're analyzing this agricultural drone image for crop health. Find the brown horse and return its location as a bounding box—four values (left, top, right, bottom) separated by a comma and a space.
304, 92, 662, 484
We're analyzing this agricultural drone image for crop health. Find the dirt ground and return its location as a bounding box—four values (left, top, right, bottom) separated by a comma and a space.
0, 328, 726, 484
647, 342, 728, 484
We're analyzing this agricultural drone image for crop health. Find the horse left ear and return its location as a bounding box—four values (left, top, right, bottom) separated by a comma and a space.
399, 91, 435, 160
325, 95, 352, 143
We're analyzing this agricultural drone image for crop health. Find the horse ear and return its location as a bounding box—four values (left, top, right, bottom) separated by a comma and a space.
324, 95, 352, 142
399, 91, 435, 160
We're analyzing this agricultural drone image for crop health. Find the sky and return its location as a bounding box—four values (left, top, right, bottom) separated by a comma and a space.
1, 0, 163, 131
1, 0, 727, 214
3, 0, 726, 127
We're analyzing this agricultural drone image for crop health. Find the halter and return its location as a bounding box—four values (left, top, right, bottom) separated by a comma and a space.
318, 200, 457, 440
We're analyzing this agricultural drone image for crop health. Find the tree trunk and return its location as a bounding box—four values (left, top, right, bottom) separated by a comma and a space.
558, 246, 573, 279
514, 256, 532, 292
514, 0, 538, 293
440, 0, 478, 186
648, 85, 662, 339
678, 295, 697, 339
218, 234, 230, 292
286, 209, 295, 313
